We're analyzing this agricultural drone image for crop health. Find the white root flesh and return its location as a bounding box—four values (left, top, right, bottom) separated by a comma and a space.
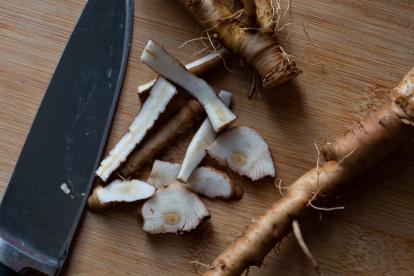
207, 126, 276, 181
88, 179, 155, 210
137, 50, 226, 95
147, 160, 181, 189
141, 183, 210, 234
147, 160, 241, 200
96, 78, 177, 182
177, 90, 232, 182
140, 40, 237, 132
187, 166, 243, 200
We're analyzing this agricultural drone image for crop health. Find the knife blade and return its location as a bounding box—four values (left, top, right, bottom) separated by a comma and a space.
0, 0, 133, 274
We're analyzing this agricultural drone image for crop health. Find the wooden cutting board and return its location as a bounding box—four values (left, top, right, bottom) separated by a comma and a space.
1, 0, 413, 275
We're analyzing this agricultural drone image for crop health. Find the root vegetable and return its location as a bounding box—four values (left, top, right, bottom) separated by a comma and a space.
119, 99, 205, 178
141, 182, 210, 234
187, 166, 243, 200
239, 0, 257, 27
179, 0, 301, 88
147, 160, 181, 189
88, 179, 155, 211
96, 78, 177, 182
138, 49, 229, 95
254, 0, 275, 33
205, 68, 414, 276
206, 126, 275, 181
146, 160, 242, 200
140, 40, 237, 132
177, 90, 232, 182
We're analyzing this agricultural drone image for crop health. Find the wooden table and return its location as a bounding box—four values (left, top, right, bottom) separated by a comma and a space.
1, 0, 413, 275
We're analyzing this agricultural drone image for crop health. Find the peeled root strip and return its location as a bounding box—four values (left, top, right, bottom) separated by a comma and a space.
140, 40, 237, 132
96, 78, 177, 182
177, 90, 232, 182
137, 49, 229, 95
119, 99, 205, 178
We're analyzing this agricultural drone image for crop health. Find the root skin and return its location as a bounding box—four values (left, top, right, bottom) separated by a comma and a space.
205, 68, 414, 276
255, 0, 275, 33
119, 100, 205, 178
240, 0, 257, 27
180, 0, 301, 88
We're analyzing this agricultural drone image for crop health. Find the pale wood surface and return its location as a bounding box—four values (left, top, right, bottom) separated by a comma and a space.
1, 1, 414, 275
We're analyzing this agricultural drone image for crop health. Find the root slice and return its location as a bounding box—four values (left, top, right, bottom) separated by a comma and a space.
88, 179, 155, 211
96, 78, 177, 182
141, 183, 210, 234
140, 40, 237, 132
178, 90, 232, 182
206, 126, 275, 180
119, 99, 205, 178
292, 220, 322, 276
137, 49, 229, 95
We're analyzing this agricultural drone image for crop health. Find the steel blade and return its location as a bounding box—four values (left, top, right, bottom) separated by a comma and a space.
0, 0, 133, 274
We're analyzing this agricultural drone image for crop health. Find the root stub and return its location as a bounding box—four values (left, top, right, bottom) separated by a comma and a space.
205, 68, 414, 276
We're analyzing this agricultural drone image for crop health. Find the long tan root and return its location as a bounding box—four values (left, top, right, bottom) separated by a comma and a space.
205, 68, 414, 276
119, 100, 205, 178
180, 0, 301, 88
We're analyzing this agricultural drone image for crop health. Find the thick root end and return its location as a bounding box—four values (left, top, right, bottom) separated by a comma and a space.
392, 67, 414, 125
255, 49, 301, 88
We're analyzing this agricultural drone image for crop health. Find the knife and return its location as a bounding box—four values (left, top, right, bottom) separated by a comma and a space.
0, 0, 133, 274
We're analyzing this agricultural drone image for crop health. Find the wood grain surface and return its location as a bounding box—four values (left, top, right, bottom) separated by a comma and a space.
1, 0, 414, 275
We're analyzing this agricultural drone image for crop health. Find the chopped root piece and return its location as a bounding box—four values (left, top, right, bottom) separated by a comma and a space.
96, 78, 177, 182
119, 99, 205, 178
140, 40, 237, 132
88, 179, 155, 211
187, 166, 243, 200
147, 160, 181, 188
137, 49, 229, 95
207, 126, 275, 180
141, 183, 210, 234
177, 91, 232, 182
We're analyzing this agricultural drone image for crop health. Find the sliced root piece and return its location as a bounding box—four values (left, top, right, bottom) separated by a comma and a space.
141, 183, 210, 234
96, 78, 177, 182
207, 126, 275, 180
137, 49, 229, 95
88, 179, 155, 211
147, 160, 181, 189
177, 91, 232, 182
119, 99, 205, 178
140, 40, 237, 132
187, 166, 243, 200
